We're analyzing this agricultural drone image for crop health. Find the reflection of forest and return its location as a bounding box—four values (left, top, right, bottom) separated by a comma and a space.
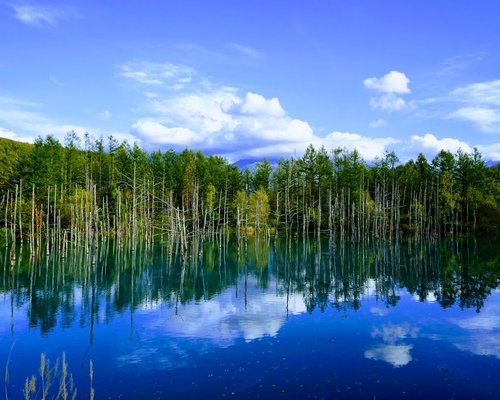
1, 236, 499, 335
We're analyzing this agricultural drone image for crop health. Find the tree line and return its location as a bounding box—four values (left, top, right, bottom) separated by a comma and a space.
0, 133, 499, 250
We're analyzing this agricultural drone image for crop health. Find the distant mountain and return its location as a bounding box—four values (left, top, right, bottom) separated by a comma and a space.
486, 160, 500, 167
233, 158, 280, 170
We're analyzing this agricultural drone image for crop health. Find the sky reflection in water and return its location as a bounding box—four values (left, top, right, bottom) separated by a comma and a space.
1, 237, 500, 399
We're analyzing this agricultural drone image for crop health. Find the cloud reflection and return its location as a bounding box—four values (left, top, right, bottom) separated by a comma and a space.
146, 287, 307, 343
448, 295, 500, 358
365, 323, 418, 368
364, 344, 413, 368
117, 277, 307, 369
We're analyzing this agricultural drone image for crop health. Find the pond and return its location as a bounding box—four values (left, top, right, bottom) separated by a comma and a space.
1, 237, 500, 399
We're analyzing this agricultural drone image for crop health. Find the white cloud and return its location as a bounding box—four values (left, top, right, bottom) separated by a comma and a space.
365, 71, 412, 113
322, 131, 398, 159
437, 52, 485, 76
364, 71, 411, 94
238, 92, 286, 117
0, 126, 35, 143
0, 105, 91, 139
369, 119, 387, 128
402, 132, 500, 161
409, 133, 472, 154
476, 143, 500, 160
220, 131, 397, 163
0, 126, 19, 140
447, 107, 500, 132
132, 112, 395, 162
132, 121, 200, 146
121, 61, 397, 161
0, 96, 134, 145
446, 80, 500, 133
11, 3, 71, 27
140, 87, 240, 138
369, 94, 411, 112
450, 80, 500, 106
118, 61, 195, 88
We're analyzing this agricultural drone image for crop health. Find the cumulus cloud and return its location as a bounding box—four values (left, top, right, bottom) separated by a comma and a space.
238, 92, 286, 117
11, 2, 72, 27
122, 61, 397, 161
220, 131, 398, 163
365, 71, 412, 113
369, 94, 412, 112
409, 133, 472, 154
322, 131, 398, 159
132, 121, 200, 146
476, 143, 500, 161
364, 71, 411, 94
402, 133, 500, 161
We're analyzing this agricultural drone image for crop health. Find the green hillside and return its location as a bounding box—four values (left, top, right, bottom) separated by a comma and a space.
0, 137, 33, 187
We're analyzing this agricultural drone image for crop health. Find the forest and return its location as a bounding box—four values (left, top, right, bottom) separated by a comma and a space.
0, 133, 499, 251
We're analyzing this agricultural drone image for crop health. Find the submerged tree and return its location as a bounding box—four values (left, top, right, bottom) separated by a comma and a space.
0, 134, 498, 250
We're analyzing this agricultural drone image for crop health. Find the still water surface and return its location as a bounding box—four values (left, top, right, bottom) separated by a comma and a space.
1, 237, 500, 399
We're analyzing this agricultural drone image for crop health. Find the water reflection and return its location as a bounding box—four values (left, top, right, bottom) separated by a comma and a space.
365, 324, 419, 367
2, 237, 500, 399
1, 237, 499, 341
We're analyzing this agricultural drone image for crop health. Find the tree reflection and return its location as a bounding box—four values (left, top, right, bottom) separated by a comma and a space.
1, 236, 499, 335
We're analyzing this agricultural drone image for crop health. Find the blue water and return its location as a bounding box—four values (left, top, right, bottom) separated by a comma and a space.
1, 237, 500, 399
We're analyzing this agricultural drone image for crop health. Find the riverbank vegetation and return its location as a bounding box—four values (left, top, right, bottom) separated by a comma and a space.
1, 134, 499, 252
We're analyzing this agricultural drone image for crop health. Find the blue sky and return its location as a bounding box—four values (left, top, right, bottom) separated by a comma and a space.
1, 1, 500, 162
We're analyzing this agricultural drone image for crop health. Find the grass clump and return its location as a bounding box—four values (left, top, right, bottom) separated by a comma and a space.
7, 352, 94, 400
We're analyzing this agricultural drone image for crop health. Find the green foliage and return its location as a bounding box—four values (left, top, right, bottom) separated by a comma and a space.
0, 137, 32, 190
248, 189, 270, 229
0, 134, 498, 239
252, 159, 272, 191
